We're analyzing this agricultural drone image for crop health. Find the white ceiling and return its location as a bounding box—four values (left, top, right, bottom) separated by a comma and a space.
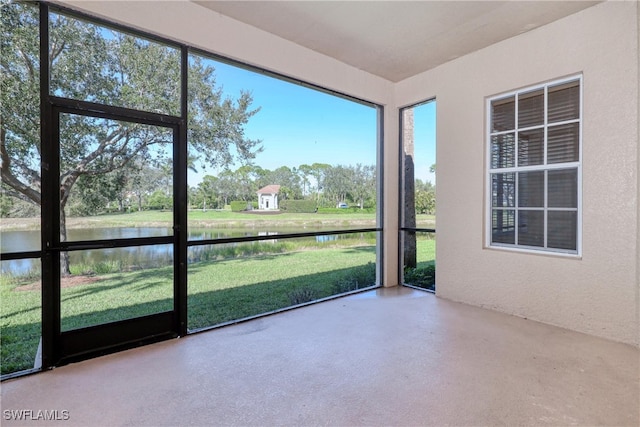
193, 1, 600, 82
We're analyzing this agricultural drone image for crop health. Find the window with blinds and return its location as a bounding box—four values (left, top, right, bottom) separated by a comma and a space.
487, 76, 581, 254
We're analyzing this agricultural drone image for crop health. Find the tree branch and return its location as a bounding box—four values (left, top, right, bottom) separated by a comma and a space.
49, 39, 66, 70
0, 123, 41, 205
17, 47, 35, 81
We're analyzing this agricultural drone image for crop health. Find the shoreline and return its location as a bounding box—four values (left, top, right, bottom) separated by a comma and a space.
1, 213, 436, 232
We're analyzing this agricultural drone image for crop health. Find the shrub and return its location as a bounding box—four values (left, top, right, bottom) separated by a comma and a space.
332, 262, 376, 294
147, 190, 172, 210
230, 200, 251, 212
288, 288, 317, 305
69, 260, 122, 276
279, 199, 317, 213
404, 264, 435, 291
188, 241, 291, 262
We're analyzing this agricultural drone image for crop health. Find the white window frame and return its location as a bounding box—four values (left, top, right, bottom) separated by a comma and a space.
485, 75, 582, 257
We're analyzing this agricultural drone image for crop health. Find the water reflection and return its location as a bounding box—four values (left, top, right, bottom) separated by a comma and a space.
1, 227, 376, 276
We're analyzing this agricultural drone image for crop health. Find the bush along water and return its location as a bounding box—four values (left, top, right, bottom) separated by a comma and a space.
288, 262, 376, 307
332, 262, 376, 294
404, 264, 435, 291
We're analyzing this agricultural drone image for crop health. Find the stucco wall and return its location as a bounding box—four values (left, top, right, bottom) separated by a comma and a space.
396, 1, 639, 346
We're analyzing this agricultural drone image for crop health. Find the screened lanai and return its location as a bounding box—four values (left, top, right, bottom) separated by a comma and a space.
1, 1, 638, 425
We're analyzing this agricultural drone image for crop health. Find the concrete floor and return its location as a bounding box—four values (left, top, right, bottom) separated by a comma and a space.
1, 287, 638, 426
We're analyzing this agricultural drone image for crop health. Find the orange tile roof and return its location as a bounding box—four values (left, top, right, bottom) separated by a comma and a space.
257, 184, 281, 194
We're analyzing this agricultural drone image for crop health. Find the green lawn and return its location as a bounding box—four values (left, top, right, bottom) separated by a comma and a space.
187, 245, 377, 330
0, 281, 41, 375
403, 233, 437, 290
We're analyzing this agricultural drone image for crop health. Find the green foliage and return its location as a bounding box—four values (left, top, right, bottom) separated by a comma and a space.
261, 166, 302, 200
146, 190, 172, 211
0, 190, 14, 217
404, 264, 436, 291
332, 262, 376, 294
0, 197, 38, 218
1, 3, 261, 221
230, 200, 250, 211
288, 288, 318, 305
1, 2, 40, 213
69, 260, 122, 276
0, 266, 41, 288
415, 189, 435, 214
279, 199, 317, 213
68, 171, 128, 216
0, 265, 42, 375
414, 179, 435, 215
189, 241, 291, 263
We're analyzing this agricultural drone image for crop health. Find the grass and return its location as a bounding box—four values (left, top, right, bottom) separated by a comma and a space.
187, 246, 377, 329
0, 280, 41, 375
403, 233, 437, 291
0, 210, 436, 231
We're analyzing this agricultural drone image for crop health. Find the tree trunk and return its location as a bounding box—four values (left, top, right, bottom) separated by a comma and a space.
59, 207, 72, 276
403, 108, 417, 269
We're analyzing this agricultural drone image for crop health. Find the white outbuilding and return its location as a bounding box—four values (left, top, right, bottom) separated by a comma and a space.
257, 184, 280, 210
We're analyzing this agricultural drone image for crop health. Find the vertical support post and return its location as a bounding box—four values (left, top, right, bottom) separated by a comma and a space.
375, 106, 384, 287
382, 103, 400, 287
175, 47, 189, 336
40, 3, 61, 368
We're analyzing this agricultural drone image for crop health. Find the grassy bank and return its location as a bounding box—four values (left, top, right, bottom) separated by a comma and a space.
0, 211, 436, 231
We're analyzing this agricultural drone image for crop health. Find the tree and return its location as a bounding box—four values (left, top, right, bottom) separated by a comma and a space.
403, 108, 417, 269
1, 3, 40, 212
414, 178, 435, 215
323, 165, 352, 205
265, 166, 302, 199
1, 4, 262, 274
307, 163, 331, 205
67, 169, 127, 216
297, 164, 314, 197
146, 190, 172, 210
233, 165, 261, 201
350, 163, 375, 209
215, 170, 238, 207
124, 161, 174, 212
192, 175, 218, 211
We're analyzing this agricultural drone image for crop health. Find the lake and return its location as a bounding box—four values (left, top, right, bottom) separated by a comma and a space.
1, 227, 373, 276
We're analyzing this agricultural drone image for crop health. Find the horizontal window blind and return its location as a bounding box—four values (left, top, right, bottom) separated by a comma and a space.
487, 76, 581, 254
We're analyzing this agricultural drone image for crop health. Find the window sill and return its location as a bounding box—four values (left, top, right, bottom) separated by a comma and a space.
485, 244, 582, 259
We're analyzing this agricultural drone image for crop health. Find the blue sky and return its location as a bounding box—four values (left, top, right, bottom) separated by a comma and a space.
410, 101, 437, 184
76, 14, 436, 186
190, 56, 436, 185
